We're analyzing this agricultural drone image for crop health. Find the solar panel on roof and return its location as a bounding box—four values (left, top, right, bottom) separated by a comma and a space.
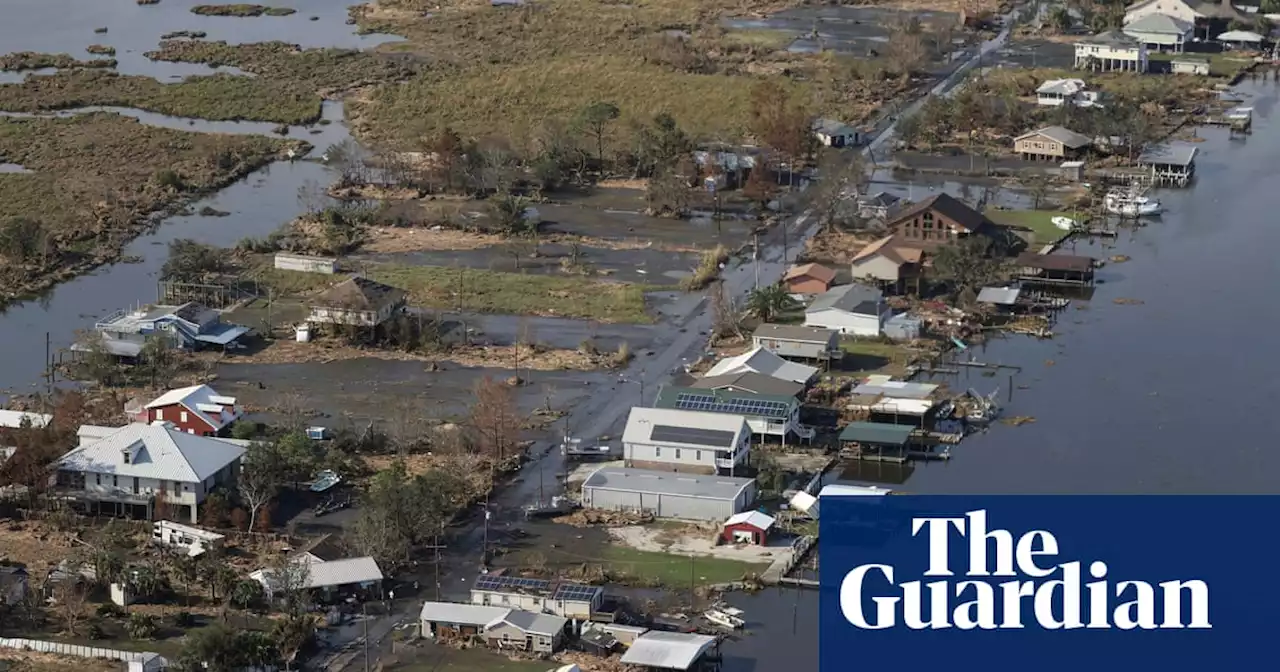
649, 424, 737, 448
674, 392, 790, 419
475, 574, 552, 593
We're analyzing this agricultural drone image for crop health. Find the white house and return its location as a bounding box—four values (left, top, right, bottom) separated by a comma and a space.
621, 407, 752, 475
703, 347, 818, 385
1123, 13, 1194, 51
804, 284, 891, 336
56, 424, 246, 523
308, 277, 407, 328
1074, 30, 1149, 72
470, 574, 603, 619
811, 118, 859, 148
1124, 0, 1249, 30
1035, 78, 1102, 107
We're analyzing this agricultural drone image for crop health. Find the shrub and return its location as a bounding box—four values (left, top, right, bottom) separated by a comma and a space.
127, 612, 159, 640
96, 603, 126, 618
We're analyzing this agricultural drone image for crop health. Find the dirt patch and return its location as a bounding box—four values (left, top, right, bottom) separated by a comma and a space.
0, 651, 119, 672
215, 338, 613, 371
595, 178, 649, 190
608, 524, 790, 563
363, 226, 506, 253
0, 520, 77, 576
804, 229, 881, 265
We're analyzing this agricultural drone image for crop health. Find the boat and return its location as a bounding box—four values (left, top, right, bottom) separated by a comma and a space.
711, 602, 745, 619
1104, 190, 1162, 217
521, 495, 581, 520
1051, 215, 1076, 231
704, 609, 745, 629
309, 469, 342, 493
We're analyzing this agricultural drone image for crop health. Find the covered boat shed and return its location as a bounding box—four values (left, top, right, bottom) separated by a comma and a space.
1138, 143, 1197, 186
838, 422, 915, 462
1015, 253, 1096, 286
620, 631, 720, 671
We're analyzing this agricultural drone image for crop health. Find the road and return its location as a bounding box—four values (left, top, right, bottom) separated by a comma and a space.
320, 10, 1022, 669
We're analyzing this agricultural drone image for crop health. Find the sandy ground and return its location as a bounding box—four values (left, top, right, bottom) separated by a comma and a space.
608, 525, 793, 563
217, 338, 612, 371
362, 226, 507, 252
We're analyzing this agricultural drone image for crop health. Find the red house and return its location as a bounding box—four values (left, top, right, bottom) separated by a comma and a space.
138, 385, 242, 436
722, 511, 776, 546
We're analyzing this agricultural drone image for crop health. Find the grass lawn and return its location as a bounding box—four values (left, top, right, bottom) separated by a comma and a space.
602, 546, 769, 587
392, 646, 551, 672
837, 338, 914, 376
985, 208, 1083, 246
1147, 51, 1254, 78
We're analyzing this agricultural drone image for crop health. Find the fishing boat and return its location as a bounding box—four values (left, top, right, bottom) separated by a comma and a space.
711, 602, 746, 619
704, 608, 745, 630
309, 469, 342, 493
1104, 190, 1162, 217
1051, 215, 1076, 231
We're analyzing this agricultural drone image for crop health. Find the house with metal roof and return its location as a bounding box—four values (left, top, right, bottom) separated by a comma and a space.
469, 574, 603, 619
581, 466, 758, 522
133, 384, 242, 436
1123, 13, 1194, 51
1014, 126, 1092, 161
484, 610, 570, 653
56, 424, 246, 523
620, 631, 720, 671
250, 555, 384, 599
811, 118, 860, 148
704, 346, 818, 385
804, 283, 891, 336
1074, 30, 1149, 72
420, 601, 513, 640
752, 324, 840, 362
76, 302, 251, 358
653, 385, 813, 444
622, 407, 752, 475
689, 371, 805, 398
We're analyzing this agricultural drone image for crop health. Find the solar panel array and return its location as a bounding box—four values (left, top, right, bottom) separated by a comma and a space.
674, 392, 790, 419
553, 583, 602, 601
474, 574, 551, 593
649, 424, 736, 448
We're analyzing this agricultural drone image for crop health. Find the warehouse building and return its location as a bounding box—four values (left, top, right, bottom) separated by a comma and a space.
581, 466, 757, 521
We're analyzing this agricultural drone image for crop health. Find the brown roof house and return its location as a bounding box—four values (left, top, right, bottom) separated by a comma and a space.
850, 235, 924, 287
883, 193, 1008, 252
783, 263, 837, 295
1014, 126, 1092, 161
308, 277, 407, 328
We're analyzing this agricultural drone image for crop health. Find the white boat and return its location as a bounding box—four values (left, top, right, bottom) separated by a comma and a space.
704, 609, 745, 629
712, 602, 745, 618
1050, 216, 1075, 231
1104, 191, 1162, 217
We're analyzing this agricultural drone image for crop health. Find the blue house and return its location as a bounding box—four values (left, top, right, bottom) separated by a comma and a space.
78, 302, 250, 357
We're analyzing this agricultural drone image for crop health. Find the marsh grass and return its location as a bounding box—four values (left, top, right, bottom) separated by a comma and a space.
0, 52, 116, 71
146, 40, 418, 93
191, 4, 296, 17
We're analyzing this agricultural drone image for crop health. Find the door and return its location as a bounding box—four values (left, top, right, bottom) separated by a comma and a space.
132, 477, 140, 494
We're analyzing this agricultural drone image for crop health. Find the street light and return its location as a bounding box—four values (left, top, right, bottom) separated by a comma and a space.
618, 370, 647, 405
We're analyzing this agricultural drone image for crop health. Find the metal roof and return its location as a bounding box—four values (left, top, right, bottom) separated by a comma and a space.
1123, 13, 1193, 34
620, 631, 718, 670
1216, 30, 1263, 42
704, 347, 818, 384
1035, 78, 1086, 95
59, 424, 246, 483
1017, 126, 1092, 149
805, 283, 884, 316
689, 372, 805, 398
654, 386, 798, 420
724, 510, 776, 530
977, 286, 1023, 306
622, 407, 750, 449
0, 410, 51, 429
252, 556, 383, 591
1138, 143, 1197, 167
753, 323, 837, 344
1079, 30, 1141, 46
583, 467, 755, 502
491, 610, 569, 636
846, 396, 935, 416
811, 118, 855, 137
854, 376, 939, 399
838, 422, 916, 446
145, 385, 239, 431
1016, 252, 1096, 272
420, 601, 511, 626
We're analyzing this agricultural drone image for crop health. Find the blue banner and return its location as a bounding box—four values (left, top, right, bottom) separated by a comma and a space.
819, 496, 1278, 670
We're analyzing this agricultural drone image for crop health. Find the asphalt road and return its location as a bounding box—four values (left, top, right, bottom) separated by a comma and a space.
320, 11, 1022, 669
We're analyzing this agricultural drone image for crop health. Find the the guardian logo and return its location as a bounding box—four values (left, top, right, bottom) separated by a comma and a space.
840, 510, 1212, 630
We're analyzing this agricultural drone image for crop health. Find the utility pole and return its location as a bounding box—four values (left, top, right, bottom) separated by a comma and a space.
752, 231, 760, 290
363, 603, 370, 672
434, 529, 442, 601
689, 555, 696, 612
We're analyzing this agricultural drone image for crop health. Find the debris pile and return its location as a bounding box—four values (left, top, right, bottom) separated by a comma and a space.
559, 508, 654, 528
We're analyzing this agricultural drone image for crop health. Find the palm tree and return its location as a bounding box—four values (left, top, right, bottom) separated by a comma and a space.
745, 285, 799, 322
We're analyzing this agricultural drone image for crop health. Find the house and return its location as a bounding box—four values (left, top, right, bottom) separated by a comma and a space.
77, 302, 250, 358
56, 424, 246, 523
620, 631, 720, 671
722, 511, 775, 545
1014, 126, 1092, 161
151, 520, 225, 557
1124, 0, 1248, 38
1171, 55, 1211, 74
250, 555, 384, 599
308, 277, 406, 328
1125, 0, 1204, 24
470, 574, 603, 619
689, 371, 804, 398
704, 347, 818, 385
849, 235, 922, 289
752, 324, 840, 362
804, 284, 890, 336
1123, 13, 1194, 51
621, 407, 752, 475
421, 602, 512, 640
782, 263, 836, 295
581, 466, 757, 522
1074, 30, 1149, 72
881, 193, 1004, 253
485, 610, 568, 653
1035, 78, 1088, 106
692, 150, 756, 189
882, 313, 923, 341
653, 386, 812, 444
811, 118, 859, 148
855, 191, 903, 220
0, 566, 29, 605
136, 384, 241, 436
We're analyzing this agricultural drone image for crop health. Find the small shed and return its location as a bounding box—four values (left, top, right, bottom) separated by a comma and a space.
811, 118, 860, 148
882, 313, 922, 341
1171, 55, 1210, 75
620, 631, 719, 671
722, 510, 775, 545
782, 263, 836, 295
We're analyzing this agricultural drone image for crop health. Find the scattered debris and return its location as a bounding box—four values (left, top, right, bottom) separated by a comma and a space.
1001, 416, 1036, 426
1113, 297, 1145, 305
1109, 254, 1131, 263
559, 508, 654, 528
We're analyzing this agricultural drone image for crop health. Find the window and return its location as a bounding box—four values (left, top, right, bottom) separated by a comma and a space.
155, 409, 163, 420
112, 475, 118, 488
655, 446, 662, 457
95, 474, 101, 485
696, 450, 702, 461
180, 411, 188, 422
675, 449, 682, 460
500, 595, 510, 605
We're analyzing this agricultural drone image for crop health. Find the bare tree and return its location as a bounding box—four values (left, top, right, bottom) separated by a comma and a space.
468, 377, 521, 463
52, 578, 89, 635
264, 553, 312, 616
238, 441, 283, 532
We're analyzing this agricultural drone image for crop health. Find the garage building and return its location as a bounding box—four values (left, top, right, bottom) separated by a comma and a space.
581, 466, 757, 522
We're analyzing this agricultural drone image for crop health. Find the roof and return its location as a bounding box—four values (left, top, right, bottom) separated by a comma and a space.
1016, 252, 1095, 272
253, 556, 383, 590
724, 510, 776, 531
622, 407, 750, 449
692, 150, 757, 172
852, 376, 939, 400
420, 601, 511, 626
885, 193, 992, 235
689, 372, 805, 398
977, 286, 1023, 305
1189, 0, 1248, 19
490, 610, 569, 636
1138, 143, 1198, 167
819, 484, 893, 497
1216, 29, 1264, 42
857, 191, 902, 208
145, 384, 239, 431
847, 396, 935, 415
313, 277, 406, 311
851, 235, 921, 266
583, 467, 756, 502
1123, 13, 1193, 34
620, 631, 718, 670
653, 386, 798, 420
471, 574, 602, 602
1079, 30, 1141, 47
77, 424, 120, 442
806, 284, 885, 317
783, 262, 837, 285
59, 424, 245, 483
704, 347, 818, 384
812, 118, 856, 137
753, 323, 837, 345
1016, 126, 1092, 149
838, 422, 916, 446
1035, 78, 1086, 95
0, 410, 51, 429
